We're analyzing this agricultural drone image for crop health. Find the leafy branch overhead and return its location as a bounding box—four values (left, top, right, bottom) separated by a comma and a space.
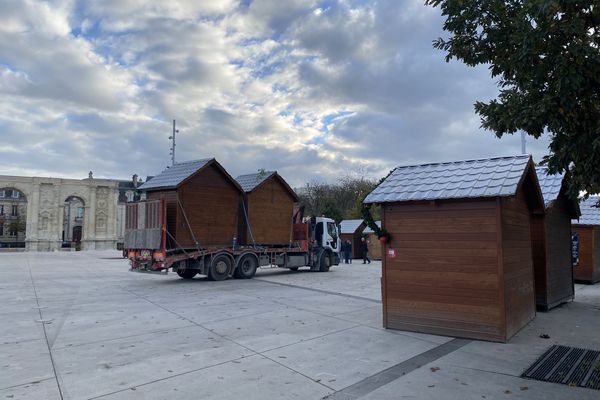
426, 0, 600, 198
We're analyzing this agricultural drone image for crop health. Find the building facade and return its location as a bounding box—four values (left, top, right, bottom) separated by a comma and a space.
0, 175, 120, 251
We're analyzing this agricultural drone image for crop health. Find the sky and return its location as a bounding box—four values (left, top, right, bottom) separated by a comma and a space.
0, 0, 552, 187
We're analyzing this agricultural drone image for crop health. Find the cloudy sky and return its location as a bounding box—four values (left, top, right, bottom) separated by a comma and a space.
0, 0, 551, 186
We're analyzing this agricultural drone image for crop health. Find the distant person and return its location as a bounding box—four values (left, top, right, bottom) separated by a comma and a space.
341, 241, 349, 264
346, 240, 353, 264
361, 237, 371, 264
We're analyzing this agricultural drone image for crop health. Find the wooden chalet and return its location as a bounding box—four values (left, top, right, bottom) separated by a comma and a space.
339, 219, 366, 259
235, 171, 299, 246
363, 221, 383, 260
572, 196, 600, 283
364, 155, 545, 343
531, 167, 580, 310
138, 159, 244, 249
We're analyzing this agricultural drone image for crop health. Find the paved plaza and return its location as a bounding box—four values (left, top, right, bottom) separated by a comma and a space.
1, 251, 599, 399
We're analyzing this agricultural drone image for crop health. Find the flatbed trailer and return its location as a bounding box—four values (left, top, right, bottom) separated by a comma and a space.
125, 199, 341, 280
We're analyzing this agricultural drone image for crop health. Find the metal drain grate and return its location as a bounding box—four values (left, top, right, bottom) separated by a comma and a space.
522, 345, 600, 390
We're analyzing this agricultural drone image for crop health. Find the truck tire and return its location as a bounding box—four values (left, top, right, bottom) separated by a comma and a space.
234, 254, 258, 279
209, 254, 231, 281
319, 252, 331, 272
177, 269, 197, 279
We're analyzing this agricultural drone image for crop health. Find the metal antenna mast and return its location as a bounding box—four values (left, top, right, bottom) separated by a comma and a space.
169, 119, 178, 165
521, 131, 527, 155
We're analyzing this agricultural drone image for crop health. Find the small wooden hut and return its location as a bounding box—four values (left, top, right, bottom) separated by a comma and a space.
235, 171, 298, 246
531, 168, 580, 310
363, 221, 383, 260
364, 155, 545, 343
139, 159, 243, 249
572, 196, 600, 283
340, 219, 366, 259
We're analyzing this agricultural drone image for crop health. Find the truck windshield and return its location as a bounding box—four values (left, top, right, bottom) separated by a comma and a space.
327, 222, 338, 249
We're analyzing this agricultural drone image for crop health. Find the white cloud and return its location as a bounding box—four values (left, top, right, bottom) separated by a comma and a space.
0, 0, 552, 188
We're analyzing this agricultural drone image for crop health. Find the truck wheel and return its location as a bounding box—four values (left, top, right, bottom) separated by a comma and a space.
209, 254, 231, 281
234, 255, 258, 279
177, 269, 197, 279
319, 252, 331, 272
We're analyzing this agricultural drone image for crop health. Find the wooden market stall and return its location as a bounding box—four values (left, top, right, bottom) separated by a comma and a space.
139, 159, 244, 249
363, 221, 383, 260
340, 219, 366, 259
235, 171, 298, 246
364, 155, 545, 343
531, 167, 580, 310
572, 196, 600, 283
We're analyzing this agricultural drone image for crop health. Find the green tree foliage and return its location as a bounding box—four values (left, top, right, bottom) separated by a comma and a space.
297, 176, 380, 223
426, 0, 600, 197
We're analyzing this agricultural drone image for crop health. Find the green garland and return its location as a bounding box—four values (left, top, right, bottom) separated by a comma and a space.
361, 204, 391, 243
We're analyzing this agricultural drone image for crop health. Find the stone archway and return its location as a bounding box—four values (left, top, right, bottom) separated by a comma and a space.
63, 196, 85, 250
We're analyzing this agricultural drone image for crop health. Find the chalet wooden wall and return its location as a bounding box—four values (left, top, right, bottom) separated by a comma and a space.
176, 163, 240, 248
573, 226, 600, 283
543, 197, 574, 307
500, 192, 536, 339
245, 177, 295, 245
382, 199, 507, 342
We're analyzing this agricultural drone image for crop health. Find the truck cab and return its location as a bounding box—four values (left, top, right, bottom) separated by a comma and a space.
310, 217, 341, 270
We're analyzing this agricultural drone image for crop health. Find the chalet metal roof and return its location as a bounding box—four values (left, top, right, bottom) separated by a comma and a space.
339, 219, 365, 234
235, 171, 299, 201
138, 159, 212, 190
364, 155, 533, 204
235, 171, 274, 192
535, 167, 564, 206
573, 196, 600, 226
363, 221, 381, 234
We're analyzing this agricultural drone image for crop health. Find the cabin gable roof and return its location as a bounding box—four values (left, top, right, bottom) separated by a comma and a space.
573, 196, 600, 226
139, 158, 243, 193
235, 171, 299, 201
340, 219, 366, 234
364, 155, 542, 206
535, 166, 580, 218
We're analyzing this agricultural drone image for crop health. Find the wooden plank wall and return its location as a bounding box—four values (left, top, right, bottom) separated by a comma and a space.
595, 227, 600, 282
246, 177, 295, 245
530, 215, 547, 307
176, 164, 241, 248
382, 199, 505, 342
543, 197, 574, 307
573, 226, 599, 283
500, 191, 536, 340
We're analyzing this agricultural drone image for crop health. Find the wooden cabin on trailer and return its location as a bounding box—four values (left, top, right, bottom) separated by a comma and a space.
363, 221, 383, 260
138, 159, 244, 249
364, 155, 545, 343
531, 167, 580, 310
235, 171, 299, 246
572, 196, 600, 283
339, 219, 366, 259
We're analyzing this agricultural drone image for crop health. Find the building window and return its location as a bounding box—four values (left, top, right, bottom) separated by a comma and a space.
76, 207, 84, 221
0, 190, 4, 198
9, 227, 16, 236
11, 205, 18, 216
0, 225, 3, 236
0, 205, 3, 215
12, 190, 19, 199
125, 191, 134, 202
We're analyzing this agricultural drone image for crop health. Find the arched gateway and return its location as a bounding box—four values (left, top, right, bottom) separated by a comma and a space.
0, 175, 119, 251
